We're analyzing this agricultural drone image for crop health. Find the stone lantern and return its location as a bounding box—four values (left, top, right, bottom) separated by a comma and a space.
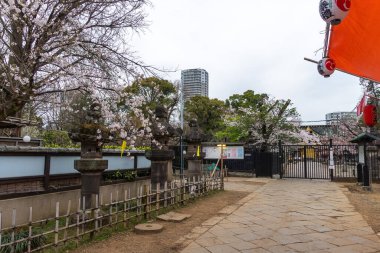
350, 132, 380, 190
69, 103, 108, 209
145, 106, 179, 188
183, 119, 205, 178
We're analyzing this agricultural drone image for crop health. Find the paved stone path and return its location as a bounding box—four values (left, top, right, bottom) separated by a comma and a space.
179, 179, 380, 253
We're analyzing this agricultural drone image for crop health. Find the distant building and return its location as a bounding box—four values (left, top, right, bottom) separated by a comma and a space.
325, 112, 357, 125
300, 125, 334, 136
181, 69, 209, 101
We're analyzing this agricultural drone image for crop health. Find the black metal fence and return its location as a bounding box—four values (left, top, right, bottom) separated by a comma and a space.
173, 143, 380, 181
281, 145, 358, 180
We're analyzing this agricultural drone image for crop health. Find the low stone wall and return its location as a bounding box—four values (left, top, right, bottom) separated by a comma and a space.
0, 179, 150, 228
0, 179, 45, 195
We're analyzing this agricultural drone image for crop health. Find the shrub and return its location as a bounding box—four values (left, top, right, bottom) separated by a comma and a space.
104, 170, 137, 182
0, 229, 46, 253
40, 130, 78, 148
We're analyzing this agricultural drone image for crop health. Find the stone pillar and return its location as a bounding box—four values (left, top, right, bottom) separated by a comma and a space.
146, 150, 175, 188
184, 120, 205, 178
69, 103, 108, 209
145, 106, 179, 188
74, 146, 108, 209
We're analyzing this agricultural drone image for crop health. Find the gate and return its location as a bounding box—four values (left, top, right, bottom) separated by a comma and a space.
171, 143, 359, 180
281, 145, 358, 179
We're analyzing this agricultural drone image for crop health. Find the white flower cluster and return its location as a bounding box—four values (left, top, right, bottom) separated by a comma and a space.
0, 0, 151, 128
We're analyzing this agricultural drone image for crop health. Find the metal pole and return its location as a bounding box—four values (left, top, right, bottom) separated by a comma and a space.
180, 77, 184, 178
180, 135, 183, 177
329, 139, 334, 181
221, 145, 224, 189
279, 140, 283, 179
304, 57, 380, 84
221, 145, 224, 176
323, 23, 331, 58
303, 146, 307, 179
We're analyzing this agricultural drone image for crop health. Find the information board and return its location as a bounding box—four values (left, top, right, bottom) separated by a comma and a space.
203, 146, 244, 160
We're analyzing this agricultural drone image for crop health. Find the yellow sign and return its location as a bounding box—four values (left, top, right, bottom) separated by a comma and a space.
120, 140, 127, 157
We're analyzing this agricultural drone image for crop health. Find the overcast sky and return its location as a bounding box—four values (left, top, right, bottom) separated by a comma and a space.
131, 0, 362, 124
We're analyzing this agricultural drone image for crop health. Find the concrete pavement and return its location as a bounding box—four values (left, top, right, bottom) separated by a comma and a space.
179, 178, 380, 253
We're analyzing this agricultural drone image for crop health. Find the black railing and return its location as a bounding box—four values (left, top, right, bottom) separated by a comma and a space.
171, 142, 380, 181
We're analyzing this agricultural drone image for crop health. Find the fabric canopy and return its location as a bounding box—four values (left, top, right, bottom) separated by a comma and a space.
329, 0, 380, 82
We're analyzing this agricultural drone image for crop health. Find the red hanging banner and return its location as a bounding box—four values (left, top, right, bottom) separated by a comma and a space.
328, 0, 380, 82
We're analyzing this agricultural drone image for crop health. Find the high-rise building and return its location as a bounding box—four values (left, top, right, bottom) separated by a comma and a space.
181, 69, 209, 101
325, 111, 357, 125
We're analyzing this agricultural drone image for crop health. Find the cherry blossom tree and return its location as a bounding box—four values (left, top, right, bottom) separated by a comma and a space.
320, 117, 364, 145
296, 128, 321, 145
0, 0, 156, 145
123, 77, 180, 123
226, 90, 300, 151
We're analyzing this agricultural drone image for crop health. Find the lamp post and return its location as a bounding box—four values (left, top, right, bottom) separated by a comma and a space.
180, 77, 184, 178
183, 119, 205, 178
145, 106, 177, 189
69, 103, 108, 209
350, 132, 380, 190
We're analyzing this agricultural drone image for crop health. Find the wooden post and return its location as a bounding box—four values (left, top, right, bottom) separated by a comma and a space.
196, 176, 200, 196
115, 191, 119, 224
99, 194, 103, 228
11, 209, 16, 253
192, 176, 196, 198
128, 188, 131, 224
149, 185, 152, 218
82, 196, 86, 234
124, 190, 128, 228
164, 181, 168, 208
91, 197, 97, 239
143, 185, 149, 220
27, 207, 32, 253
137, 186, 141, 222
171, 181, 175, 205
109, 192, 113, 225
76, 198, 80, 246
54, 202, 60, 249
64, 200, 70, 244
94, 196, 98, 231
201, 175, 205, 195
156, 184, 160, 216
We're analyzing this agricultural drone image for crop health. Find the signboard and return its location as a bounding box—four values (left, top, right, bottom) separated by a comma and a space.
358, 146, 365, 164
203, 146, 244, 160
329, 149, 335, 170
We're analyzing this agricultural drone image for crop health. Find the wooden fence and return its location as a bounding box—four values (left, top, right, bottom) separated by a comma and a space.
0, 175, 223, 252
